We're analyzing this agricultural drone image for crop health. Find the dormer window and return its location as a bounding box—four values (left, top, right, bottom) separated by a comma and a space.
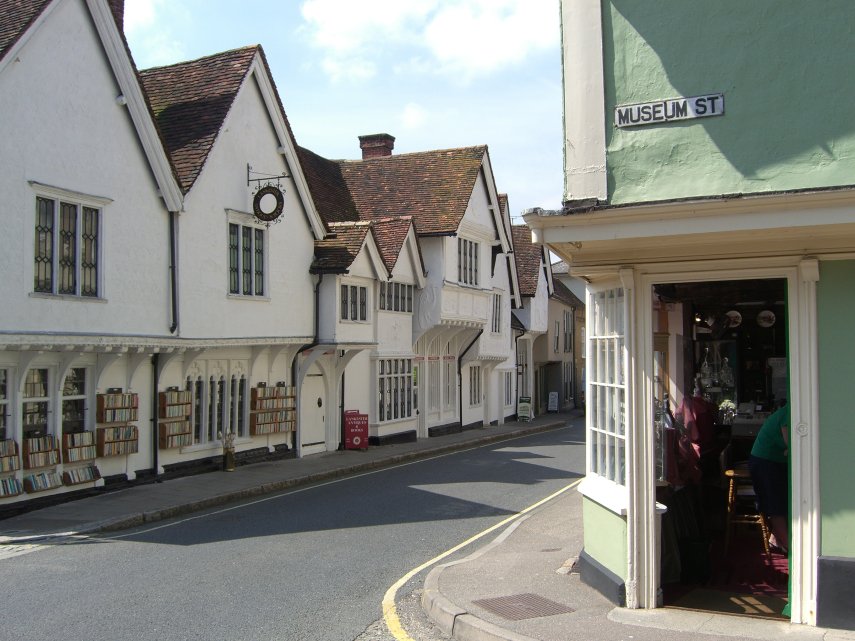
379, 282, 413, 312
341, 283, 368, 322
458, 238, 479, 286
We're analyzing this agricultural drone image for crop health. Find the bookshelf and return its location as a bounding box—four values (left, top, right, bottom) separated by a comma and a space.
95, 391, 140, 457
62, 464, 101, 486
22, 435, 60, 469
0, 438, 20, 473
23, 471, 62, 493
158, 389, 193, 449
250, 385, 296, 436
0, 439, 22, 498
62, 431, 97, 463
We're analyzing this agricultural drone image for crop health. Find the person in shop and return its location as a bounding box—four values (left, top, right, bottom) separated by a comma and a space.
748, 403, 790, 553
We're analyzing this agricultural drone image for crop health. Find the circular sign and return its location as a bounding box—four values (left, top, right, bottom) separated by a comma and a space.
725, 310, 742, 328
253, 185, 284, 222
352, 436, 362, 447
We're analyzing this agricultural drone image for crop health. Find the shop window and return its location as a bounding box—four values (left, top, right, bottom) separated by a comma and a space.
378, 359, 413, 422
61, 367, 87, 434
469, 366, 482, 406
22, 368, 50, 439
0, 369, 8, 440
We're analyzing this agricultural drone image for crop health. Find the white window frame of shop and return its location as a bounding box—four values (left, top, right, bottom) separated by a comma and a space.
458, 238, 479, 286
580, 283, 629, 515
32, 184, 109, 299
227, 213, 267, 297
188, 372, 249, 445
22, 367, 52, 439
0, 368, 9, 440
379, 282, 413, 313
378, 358, 414, 422
340, 283, 368, 322
469, 365, 482, 407
61, 367, 88, 435
443, 342, 456, 412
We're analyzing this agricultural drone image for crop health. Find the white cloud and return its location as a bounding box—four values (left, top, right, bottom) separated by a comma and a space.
123, 0, 186, 68
400, 102, 429, 129
123, 0, 161, 36
299, 0, 558, 83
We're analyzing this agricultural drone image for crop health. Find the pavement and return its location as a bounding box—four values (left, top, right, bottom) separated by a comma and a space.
1, 412, 854, 641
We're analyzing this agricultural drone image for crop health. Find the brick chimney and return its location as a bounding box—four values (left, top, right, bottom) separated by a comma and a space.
108, 0, 124, 31
358, 133, 395, 159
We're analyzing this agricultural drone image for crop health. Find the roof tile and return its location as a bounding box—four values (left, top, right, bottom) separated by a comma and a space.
512, 224, 542, 297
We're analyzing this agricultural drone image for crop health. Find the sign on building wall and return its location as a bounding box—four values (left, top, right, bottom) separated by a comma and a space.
614, 93, 724, 128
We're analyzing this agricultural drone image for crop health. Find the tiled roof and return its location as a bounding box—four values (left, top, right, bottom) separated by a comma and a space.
512, 224, 543, 297
297, 146, 360, 225
337, 146, 487, 235
552, 278, 584, 308
139, 46, 259, 192
371, 216, 415, 274
0, 0, 50, 62
311, 221, 372, 274
551, 260, 570, 275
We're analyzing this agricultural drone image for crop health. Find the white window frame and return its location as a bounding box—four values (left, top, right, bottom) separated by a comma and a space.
443, 343, 456, 412
378, 358, 414, 422
227, 211, 267, 297
458, 238, 479, 286
504, 371, 514, 407
22, 367, 52, 439
491, 293, 502, 333
61, 367, 88, 435
0, 368, 9, 441
341, 282, 368, 322
469, 365, 482, 407
379, 282, 413, 313
32, 184, 108, 299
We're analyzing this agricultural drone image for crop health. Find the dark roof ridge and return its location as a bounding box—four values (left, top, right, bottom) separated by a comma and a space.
336, 144, 488, 164
139, 44, 261, 74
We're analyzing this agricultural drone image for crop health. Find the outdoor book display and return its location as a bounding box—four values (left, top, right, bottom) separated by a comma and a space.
250, 384, 296, 435
158, 390, 193, 449
0, 439, 22, 497
96, 391, 139, 457
61, 430, 101, 487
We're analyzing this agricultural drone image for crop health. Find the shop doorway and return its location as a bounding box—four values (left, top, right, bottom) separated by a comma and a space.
651, 277, 790, 619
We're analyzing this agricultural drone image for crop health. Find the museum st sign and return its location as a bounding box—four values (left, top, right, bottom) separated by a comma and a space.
614, 93, 724, 128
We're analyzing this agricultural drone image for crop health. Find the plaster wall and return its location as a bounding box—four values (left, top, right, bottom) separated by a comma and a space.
0, 0, 171, 335
178, 75, 315, 339
582, 496, 628, 580
817, 260, 855, 557
602, 1, 855, 205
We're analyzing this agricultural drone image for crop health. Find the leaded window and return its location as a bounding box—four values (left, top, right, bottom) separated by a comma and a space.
34, 197, 99, 297
228, 222, 265, 296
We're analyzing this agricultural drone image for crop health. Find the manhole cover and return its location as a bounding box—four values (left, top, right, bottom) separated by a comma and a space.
472, 593, 575, 621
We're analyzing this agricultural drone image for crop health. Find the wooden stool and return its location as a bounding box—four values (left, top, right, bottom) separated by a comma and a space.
724, 464, 772, 561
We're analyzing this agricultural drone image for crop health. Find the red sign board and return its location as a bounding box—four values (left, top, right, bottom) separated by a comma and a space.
344, 410, 369, 450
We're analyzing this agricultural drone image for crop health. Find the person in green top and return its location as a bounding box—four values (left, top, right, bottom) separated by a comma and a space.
749, 404, 790, 552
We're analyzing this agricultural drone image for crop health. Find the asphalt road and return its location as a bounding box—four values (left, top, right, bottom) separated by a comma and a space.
0, 421, 585, 641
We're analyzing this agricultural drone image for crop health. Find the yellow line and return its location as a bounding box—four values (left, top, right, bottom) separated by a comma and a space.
382, 478, 583, 640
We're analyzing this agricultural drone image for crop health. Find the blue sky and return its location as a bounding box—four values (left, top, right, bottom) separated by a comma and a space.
124, 0, 564, 221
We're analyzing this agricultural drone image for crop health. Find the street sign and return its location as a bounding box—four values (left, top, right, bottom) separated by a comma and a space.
344, 410, 368, 450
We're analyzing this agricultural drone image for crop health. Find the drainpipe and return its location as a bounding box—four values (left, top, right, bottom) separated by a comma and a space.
339, 354, 345, 450
457, 329, 483, 429
168, 211, 179, 334
513, 328, 525, 418
292, 272, 324, 456
151, 353, 160, 480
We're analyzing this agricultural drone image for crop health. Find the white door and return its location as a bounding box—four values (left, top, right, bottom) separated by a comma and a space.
300, 373, 326, 455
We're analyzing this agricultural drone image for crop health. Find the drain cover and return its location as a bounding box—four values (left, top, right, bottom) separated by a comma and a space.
472, 593, 574, 621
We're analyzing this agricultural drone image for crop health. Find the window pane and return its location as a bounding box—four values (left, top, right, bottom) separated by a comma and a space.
379, 282, 386, 310
23, 401, 49, 439
238, 377, 246, 437
359, 287, 366, 320
34, 197, 54, 293
58, 202, 77, 295
229, 224, 239, 294
80, 207, 98, 296
350, 285, 358, 320
242, 227, 252, 295
192, 378, 203, 444
341, 285, 349, 319
407, 285, 412, 312
254, 229, 264, 295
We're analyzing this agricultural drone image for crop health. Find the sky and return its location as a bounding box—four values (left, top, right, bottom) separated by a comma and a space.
123, 0, 564, 222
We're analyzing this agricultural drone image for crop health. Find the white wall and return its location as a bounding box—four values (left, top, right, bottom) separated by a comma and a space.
178, 75, 315, 339
0, 0, 172, 336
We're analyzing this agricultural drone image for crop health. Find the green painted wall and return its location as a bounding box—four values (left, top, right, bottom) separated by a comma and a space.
603, 1, 855, 205
582, 496, 627, 579
817, 261, 855, 557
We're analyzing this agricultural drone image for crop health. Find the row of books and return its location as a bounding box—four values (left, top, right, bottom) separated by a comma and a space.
99, 408, 138, 423
160, 433, 193, 449
161, 403, 191, 418
160, 390, 193, 405
64, 445, 97, 462
252, 397, 296, 410
160, 421, 191, 436
99, 393, 138, 409
0, 455, 20, 473
64, 432, 95, 447
26, 450, 59, 469
0, 439, 17, 456
252, 385, 295, 400
0, 477, 22, 497
24, 435, 58, 453
100, 425, 138, 441
100, 441, 139, 457
62, 465, 100, 485
252, 410, 296, 424
251, 421, 295, 435
23, 471, 62, 493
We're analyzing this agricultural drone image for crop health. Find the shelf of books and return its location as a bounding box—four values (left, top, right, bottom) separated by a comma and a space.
62, 464, 101, 486
22, 435, 60, 469
0, 439, 22, 497
23, 471, 62, 493
250, 385, 296, 436
158, 389, 193, 449
62, 431, 97, 464
95, 391, 140, 457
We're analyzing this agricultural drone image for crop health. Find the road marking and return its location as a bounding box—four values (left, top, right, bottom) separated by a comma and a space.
382, 478, 583, 641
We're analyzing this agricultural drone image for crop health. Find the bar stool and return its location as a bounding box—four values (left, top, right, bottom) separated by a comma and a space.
724, 463, 772, 561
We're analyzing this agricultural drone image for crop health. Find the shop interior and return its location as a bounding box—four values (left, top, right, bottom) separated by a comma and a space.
652, 278, 790, 619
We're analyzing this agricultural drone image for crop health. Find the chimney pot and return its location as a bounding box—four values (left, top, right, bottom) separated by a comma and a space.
358, 133, 395, 159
